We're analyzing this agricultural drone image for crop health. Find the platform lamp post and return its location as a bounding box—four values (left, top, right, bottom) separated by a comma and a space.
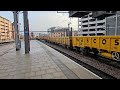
68, 22, 73, 49
68, 22, 71, 36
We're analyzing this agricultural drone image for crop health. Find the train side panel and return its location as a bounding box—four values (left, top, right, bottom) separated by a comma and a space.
63, 37, 66, 45
79, 37, 85, 48
110, 36, 120, 53
72, 37, 77, 47
91, 36, 99, 49
84, 36, 92, 48
65, 37, 70, 46
99, 36, 110, 52
72, 36, 80, 47
61, 37, 64, 45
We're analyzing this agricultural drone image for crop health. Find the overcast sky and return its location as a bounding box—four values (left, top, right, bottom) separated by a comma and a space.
0, 11, 78, 33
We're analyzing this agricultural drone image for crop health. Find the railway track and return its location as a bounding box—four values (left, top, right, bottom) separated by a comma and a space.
40, 40, 120, 79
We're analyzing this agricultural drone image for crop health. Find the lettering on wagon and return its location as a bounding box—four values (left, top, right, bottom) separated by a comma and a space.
76, 38, 79, 41
81, 39, 83, 42
80, 39, 83, 45
93, 39, 96, 43
102, 39, 106, 45
87, 38, 89, 43
115, 39, 119, 45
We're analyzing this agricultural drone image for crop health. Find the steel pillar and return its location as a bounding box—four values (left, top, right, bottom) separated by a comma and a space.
23, 11, 30, 54
13, 11, 21, 51
69, 27, 72, 49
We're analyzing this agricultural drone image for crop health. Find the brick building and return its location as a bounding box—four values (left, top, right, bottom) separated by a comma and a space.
48, 27, 69, 37
48, 27, 78, 37
0, 16, 14, 41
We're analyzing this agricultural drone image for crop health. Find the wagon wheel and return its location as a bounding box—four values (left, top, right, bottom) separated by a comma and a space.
112, 52, 120, 61
83, 48, 89, 55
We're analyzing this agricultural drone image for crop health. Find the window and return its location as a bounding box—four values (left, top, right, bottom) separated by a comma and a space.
1, 28, 3, 30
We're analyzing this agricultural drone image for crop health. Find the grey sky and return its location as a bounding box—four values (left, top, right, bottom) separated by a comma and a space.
0, 11, 78, 33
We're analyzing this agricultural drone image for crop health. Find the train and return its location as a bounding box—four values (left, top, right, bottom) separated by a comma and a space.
36, 36, 120, 61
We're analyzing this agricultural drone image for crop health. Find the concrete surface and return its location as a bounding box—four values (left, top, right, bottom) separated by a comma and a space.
0, 40, 101, 79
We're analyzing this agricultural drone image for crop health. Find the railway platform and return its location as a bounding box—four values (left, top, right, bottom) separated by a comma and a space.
0, 40, 101, 79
